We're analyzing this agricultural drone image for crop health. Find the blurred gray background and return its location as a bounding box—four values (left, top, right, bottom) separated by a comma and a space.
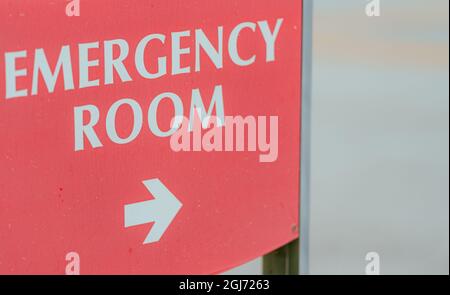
225, 0, 449, 275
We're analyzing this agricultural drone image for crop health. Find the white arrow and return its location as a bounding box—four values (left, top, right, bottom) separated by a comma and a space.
124, 179, 182, 244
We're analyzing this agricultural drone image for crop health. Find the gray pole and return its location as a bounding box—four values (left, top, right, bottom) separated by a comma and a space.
262, 0, 313, 276
300, 0, 313, 275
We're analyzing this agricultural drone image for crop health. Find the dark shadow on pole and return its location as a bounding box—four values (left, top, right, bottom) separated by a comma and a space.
263, 239, 299, 275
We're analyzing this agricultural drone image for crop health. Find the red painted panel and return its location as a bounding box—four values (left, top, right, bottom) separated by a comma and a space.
0, 0, 302, 274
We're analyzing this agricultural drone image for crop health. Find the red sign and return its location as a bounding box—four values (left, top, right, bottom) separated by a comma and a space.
0, 0, 302, 274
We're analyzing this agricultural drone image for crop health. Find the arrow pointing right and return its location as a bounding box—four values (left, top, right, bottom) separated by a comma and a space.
124, 179, 182, 244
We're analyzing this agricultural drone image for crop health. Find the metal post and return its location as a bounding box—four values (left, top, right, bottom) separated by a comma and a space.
262, 0, 313, 275
263, 239, 299, 275
299, 0, 313, 275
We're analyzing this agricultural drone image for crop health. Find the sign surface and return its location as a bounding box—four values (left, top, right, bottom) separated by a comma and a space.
0, 0, 302, 274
